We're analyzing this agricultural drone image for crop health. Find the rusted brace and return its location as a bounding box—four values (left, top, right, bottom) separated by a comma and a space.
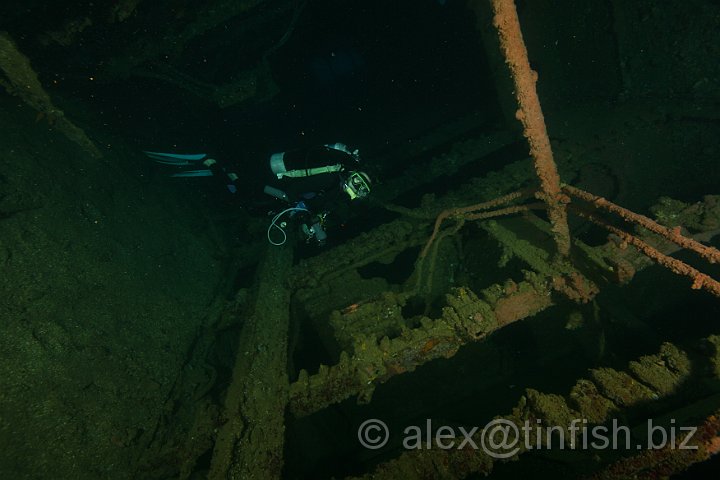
490, 0, 571, 258
571, 206, 720, 298
564, 184, 720, 265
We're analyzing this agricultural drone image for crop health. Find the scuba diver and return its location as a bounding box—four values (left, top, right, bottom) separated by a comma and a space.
144, 143, 372, 247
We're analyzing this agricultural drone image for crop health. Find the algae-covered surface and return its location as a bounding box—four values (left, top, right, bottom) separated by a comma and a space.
1, 0, 720, 478
0, 98, 228, 479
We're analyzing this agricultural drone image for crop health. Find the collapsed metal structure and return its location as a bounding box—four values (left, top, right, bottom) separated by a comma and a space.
204, 0, 720, 478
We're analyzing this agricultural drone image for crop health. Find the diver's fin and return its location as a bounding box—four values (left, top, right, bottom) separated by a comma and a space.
144, 151, 208, 165
170, 169, 214, 178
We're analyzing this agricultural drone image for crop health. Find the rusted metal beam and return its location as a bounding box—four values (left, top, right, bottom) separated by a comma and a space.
564, 185, 720, 265
346, 339, 708, 480
571, 206, 720, 298
481, 217, 599, 303
289, 276, 553, 417
490, 0, 571, 258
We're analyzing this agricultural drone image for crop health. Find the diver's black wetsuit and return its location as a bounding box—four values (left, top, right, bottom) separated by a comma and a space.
270, 145, 357, 212
205, 143, 367, 246
210, 144, 359, 215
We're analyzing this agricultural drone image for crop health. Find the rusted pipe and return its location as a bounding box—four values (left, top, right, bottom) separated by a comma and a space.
420, 189, 533, 258
571, 206, 720, 298
564, 184, 720, 265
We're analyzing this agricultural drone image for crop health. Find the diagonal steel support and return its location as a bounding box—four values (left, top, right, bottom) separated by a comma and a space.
490, 0, 571, 258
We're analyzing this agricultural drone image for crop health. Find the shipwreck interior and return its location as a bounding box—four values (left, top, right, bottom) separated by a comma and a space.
1, 0, 720, 479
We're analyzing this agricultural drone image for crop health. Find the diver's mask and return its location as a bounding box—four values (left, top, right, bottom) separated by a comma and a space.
343, 171, 371, 200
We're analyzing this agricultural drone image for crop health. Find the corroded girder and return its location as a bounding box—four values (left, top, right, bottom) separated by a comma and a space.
346, 337, 717, 479
481, 218, 600, 303
288, 276, 553, 417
